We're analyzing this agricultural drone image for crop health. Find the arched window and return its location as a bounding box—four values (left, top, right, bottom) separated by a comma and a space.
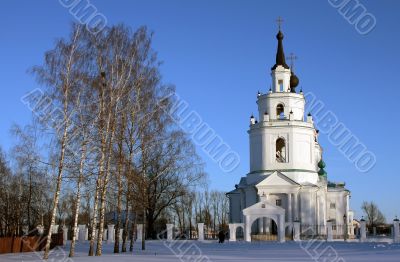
276, 104, 284, 119
276, 138, 286, 163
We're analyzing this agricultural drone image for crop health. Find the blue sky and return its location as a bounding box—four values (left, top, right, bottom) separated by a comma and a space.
0, 0, 399, 220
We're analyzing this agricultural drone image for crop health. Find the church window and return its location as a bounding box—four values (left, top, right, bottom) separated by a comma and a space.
276, 138, 287, 163
330, 203, 336, 209
276, 104, 284, 119
279, 80, 284, 92
276, 199, 282, 206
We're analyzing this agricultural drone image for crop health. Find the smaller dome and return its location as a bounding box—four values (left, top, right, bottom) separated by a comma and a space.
318, 160, 326, 169
290, 72, 299, 90
318, 169, 327, 177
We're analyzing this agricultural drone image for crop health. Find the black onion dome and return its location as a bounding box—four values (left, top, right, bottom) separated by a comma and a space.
290, 72, 299, 92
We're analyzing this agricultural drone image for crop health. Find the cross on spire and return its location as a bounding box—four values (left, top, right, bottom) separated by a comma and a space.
287, 52, 298, 70
276, 17, 284, 31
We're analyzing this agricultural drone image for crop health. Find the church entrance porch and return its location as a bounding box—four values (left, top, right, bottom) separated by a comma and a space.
242, 201, 286, 242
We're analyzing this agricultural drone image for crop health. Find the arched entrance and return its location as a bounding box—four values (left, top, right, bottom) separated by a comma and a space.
251, 217, 279, 241
242, 201, 285, 242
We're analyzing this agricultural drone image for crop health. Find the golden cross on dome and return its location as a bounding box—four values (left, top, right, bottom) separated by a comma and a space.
276, 17, 284, 31
287, 52, 298, 69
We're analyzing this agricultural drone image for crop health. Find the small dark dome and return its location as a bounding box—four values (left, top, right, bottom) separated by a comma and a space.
318, 169, 327, 177
290, 72, 299, 91
318, 159, 326, 169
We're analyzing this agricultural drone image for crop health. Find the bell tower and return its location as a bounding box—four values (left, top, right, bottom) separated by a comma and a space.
248, 25, 321, 185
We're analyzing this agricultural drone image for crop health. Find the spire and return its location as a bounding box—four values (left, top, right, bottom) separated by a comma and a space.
271, 23, 290, 70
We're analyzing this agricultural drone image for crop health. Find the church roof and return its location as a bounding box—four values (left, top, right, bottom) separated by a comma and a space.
256, 171, 300, 187
271, 30, 290, 70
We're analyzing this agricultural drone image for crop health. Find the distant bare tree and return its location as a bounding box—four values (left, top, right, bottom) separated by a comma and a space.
362, 201, 386, 227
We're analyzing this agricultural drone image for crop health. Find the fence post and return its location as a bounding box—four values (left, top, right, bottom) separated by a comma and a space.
136, 224, 143, 242
228, 224, 236, 242
326, 222, 333, 242
103, 229, 107, 242
78, 225, 86, 242
293, 222, 301, 242
360, 219, 366, 242
62, 226, 68, 245
107, 224, 115, 244
394, 218, 399, 243
166, 224, 174, 241
197, 223, 204, 241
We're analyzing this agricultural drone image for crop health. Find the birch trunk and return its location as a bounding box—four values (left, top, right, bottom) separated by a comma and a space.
114, 114, 126, 253
88, 171, 101, 256
69, 142, 87, 257
96, 108, 116, 256
43, 94, 69, 260
121, 187, 130, 252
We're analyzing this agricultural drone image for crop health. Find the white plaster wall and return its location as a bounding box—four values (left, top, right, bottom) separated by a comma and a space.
327, 191, 348, 225
249, 123, 318, 184
271, 66, 291, 93
257, 93, 305, 121
299, 190, 317, 225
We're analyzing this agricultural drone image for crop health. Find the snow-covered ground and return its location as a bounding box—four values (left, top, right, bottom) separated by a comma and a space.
1, 240, 400, 261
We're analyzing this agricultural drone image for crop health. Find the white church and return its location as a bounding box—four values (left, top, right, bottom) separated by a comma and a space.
227, 28, 354, 242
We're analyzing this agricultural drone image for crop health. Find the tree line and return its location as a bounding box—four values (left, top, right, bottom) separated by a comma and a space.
0, 23, 229, 258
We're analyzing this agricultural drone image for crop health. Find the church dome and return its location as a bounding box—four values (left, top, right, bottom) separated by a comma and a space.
318, 159, 327, 177
318, 168, 327, 177
290, 72, 299, 91
318, 159, 326, 169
